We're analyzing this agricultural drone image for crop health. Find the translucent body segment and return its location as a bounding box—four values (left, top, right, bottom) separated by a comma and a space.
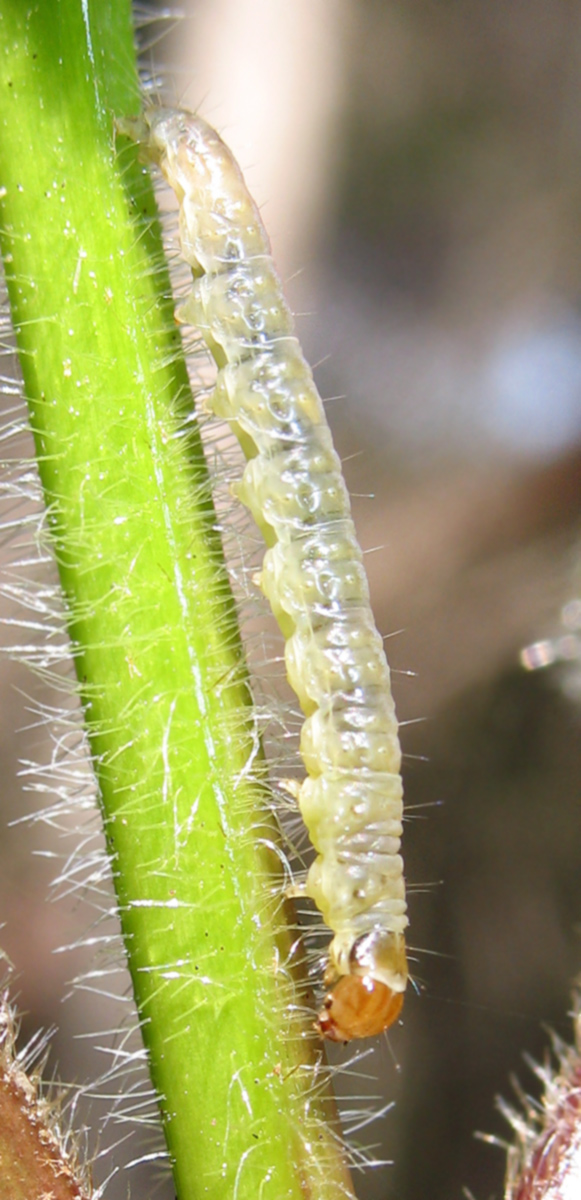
123, 107, 409, 1039
285, 620, 391, 707
300, 700, 402, 776
214, 350, 329, 445
179, 265, 296, 354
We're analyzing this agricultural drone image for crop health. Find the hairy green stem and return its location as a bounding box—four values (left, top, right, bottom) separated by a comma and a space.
0, 3, 355, 1198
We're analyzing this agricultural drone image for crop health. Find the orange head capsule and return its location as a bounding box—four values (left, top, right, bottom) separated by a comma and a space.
317, 974, 404, 1042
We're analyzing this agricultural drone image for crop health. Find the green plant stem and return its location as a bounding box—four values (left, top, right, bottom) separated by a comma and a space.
0, 3, 355, 1198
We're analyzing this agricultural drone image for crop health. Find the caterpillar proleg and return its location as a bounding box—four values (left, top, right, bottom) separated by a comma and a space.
119, 107, 408, 1041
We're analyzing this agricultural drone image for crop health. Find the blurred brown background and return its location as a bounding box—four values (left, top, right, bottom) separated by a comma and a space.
2, 2, 581, 1198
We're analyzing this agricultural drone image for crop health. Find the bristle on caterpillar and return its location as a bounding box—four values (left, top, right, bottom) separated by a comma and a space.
117, 106, 409, 1041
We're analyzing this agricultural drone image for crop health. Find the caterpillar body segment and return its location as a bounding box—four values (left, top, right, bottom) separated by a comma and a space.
120, 107, 409, 1041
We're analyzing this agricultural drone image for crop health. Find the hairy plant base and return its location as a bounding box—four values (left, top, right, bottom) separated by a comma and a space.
0, 980, 92, 1200
501, 997, 581, 1200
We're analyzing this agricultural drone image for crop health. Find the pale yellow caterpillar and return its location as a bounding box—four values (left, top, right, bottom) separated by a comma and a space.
119, 107, 408, 1041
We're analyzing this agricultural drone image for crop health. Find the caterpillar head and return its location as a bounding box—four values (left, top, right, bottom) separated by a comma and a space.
317, 974, 404, 1041
318, 929, 408, 1040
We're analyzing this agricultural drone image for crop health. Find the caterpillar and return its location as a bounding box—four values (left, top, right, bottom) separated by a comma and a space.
118, 107, 408, 1041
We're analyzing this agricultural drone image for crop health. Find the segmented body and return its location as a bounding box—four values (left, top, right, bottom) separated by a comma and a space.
121, 108, 408, 1039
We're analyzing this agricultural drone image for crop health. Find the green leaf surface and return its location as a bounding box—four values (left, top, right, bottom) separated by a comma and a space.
0, 3, 355, 1198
